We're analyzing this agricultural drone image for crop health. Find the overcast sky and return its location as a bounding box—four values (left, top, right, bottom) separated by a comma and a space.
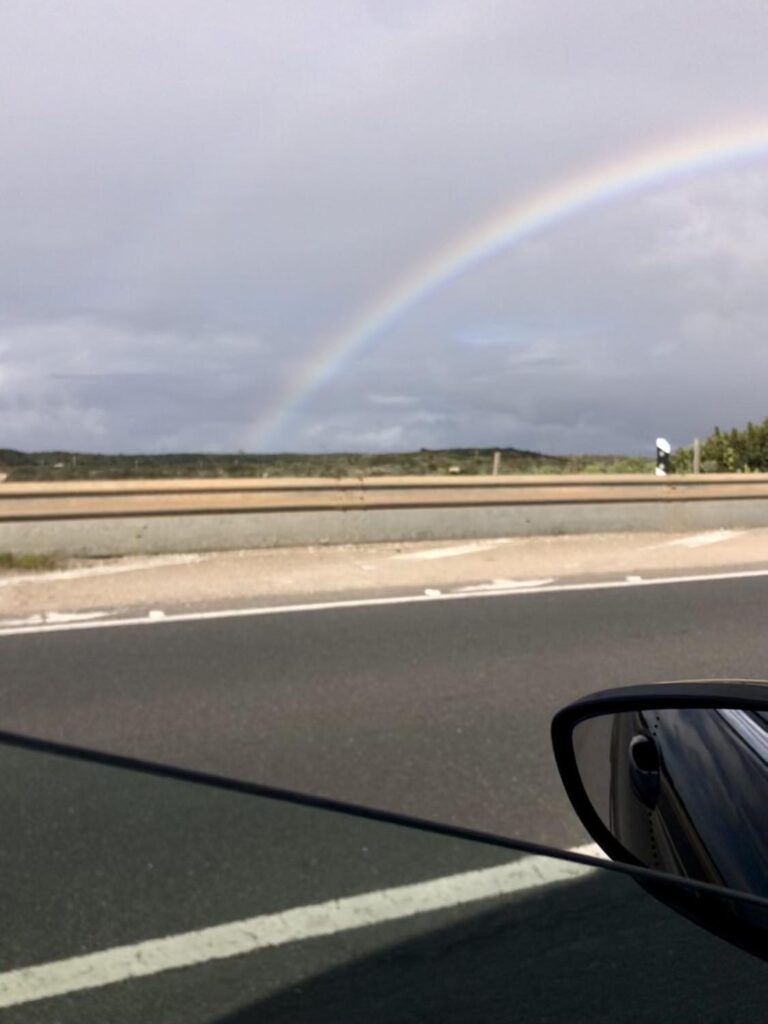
3, 1, 768, 455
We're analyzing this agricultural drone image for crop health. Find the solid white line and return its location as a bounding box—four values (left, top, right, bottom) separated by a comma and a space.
1, 566, 768, 638
0, 844, 601, 1010
392, 541, 504, 561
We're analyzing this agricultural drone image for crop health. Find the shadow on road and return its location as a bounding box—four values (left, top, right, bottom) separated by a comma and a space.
217, 870, 766, 1024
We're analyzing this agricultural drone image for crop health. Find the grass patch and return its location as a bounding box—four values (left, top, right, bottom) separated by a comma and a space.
0, 552, 61, 572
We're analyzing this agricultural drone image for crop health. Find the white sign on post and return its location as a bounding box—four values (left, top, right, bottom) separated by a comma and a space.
656, 437, 672, 476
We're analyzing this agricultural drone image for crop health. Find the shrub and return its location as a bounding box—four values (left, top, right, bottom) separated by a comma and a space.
675, 418, 768, 472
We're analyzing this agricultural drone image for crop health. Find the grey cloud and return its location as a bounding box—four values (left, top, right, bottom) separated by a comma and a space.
2, 1, 768, 452
367, 394, 419, 406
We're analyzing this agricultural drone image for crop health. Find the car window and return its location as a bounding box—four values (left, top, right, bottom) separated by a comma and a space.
3, 5, 768, 1022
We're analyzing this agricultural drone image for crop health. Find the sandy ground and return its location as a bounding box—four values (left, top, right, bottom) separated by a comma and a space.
2, 527, 768, 623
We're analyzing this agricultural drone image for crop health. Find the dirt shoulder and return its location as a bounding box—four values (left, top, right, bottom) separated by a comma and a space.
2, 527, 768, 624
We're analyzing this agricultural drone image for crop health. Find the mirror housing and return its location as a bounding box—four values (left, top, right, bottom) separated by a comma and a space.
552, 680, 768, 960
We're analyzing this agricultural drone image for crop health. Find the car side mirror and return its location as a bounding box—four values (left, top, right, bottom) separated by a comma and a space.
552, 680, 768, 959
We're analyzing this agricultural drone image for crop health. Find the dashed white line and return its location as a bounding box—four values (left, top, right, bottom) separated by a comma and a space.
453, 578, 554, 594
0, 554, 206, 589
0, 610, 111, 628
0, 843, 602, 1010
392, 541, 505, 561
649, 529, 744, 550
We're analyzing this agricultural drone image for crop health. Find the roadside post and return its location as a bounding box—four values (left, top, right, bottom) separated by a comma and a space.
492, 451, 501, 476
655, 437, 671, 476
693, 438, 702, 474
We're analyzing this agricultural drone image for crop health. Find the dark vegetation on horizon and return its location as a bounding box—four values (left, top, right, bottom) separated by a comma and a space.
5, 415, 766, 481
0, 447, 654, 481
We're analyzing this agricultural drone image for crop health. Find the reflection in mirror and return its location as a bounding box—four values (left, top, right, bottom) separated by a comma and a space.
573, 707, 768, 898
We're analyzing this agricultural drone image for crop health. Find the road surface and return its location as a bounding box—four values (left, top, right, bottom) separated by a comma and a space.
1, 574, 768, 1020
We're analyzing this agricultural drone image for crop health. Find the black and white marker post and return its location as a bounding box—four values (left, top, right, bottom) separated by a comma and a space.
655, 437, 672, 476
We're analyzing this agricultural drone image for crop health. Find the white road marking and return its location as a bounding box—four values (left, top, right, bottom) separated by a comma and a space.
454, 578, 554, 594
0, 554, 206, 589
625, 575, 643, 583
0, 843, 602, 1010
0, 610, 111, 628
392, 541, 504, 561
649, 529, 743, 550
1, 566, 768, 638
44, 611, 111, 625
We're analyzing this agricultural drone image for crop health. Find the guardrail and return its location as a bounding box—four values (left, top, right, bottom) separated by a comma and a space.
2, 474, 768, 555
3, 474, 768, 521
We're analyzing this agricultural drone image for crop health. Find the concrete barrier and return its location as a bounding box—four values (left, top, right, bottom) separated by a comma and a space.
2, 474, 768, 556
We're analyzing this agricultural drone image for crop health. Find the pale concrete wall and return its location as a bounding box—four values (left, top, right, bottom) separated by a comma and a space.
2, 498, 768, 556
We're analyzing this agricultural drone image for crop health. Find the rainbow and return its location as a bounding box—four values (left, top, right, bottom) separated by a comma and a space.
254, 122, 768, 447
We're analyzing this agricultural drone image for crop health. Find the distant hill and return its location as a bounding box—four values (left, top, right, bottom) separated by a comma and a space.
0, 448, 653, 481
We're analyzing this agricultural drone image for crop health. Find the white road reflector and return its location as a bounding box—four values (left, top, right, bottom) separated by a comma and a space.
0, 844, 601, 1009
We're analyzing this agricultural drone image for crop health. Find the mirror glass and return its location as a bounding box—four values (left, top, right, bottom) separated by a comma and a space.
573, 706, 768, 898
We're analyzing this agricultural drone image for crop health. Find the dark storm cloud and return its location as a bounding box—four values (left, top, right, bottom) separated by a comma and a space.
2, 1, 768, 452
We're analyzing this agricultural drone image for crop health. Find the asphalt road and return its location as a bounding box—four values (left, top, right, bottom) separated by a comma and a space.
2, 575, 768, 1020
3, 575, 768, 842
2, 741, 767, 1024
